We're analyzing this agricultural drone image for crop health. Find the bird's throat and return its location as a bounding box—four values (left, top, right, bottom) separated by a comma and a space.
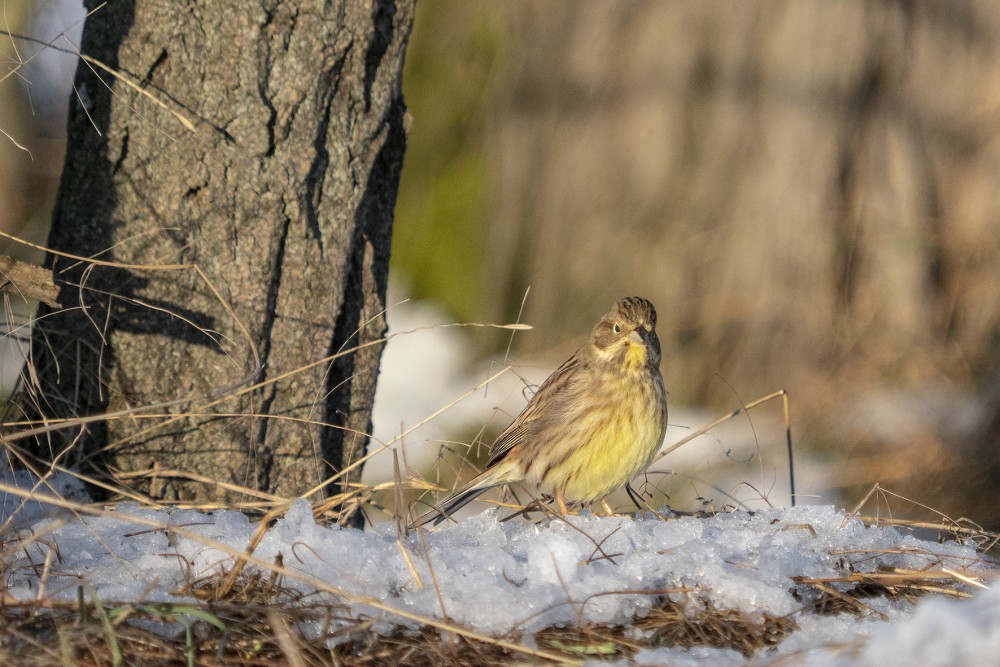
624, 340, 647, 371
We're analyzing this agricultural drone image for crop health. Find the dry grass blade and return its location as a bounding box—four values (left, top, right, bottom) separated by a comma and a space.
648, 389, 796, 507
114, 467, 285, 504
214, 502, 291, 600
396, 539, 424, 590
0, 230, 190, 272
0, 127, 32, 157
654, 389, 788, 464
77, 52, 196, 132
859, 515, 1000, 547
793, 568, 981, 601
267, 609, 308, 667
803, 582, 890, 621
942, 567, 991, 590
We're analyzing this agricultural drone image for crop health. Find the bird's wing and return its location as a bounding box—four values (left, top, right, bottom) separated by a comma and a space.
486, 424, 528, 468
486, 351, 581, 467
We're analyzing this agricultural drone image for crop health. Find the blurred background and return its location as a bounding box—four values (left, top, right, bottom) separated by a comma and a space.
4, 1, 1000, 527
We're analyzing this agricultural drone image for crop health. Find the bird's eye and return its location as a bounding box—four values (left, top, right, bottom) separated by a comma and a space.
613, 323, 622, 334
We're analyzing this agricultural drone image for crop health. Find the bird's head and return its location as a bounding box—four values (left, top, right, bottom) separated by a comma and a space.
590, 296, 661, 371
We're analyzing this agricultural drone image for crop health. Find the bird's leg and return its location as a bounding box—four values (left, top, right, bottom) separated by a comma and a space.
600, 499, 616, 517
555, 490, 570, 516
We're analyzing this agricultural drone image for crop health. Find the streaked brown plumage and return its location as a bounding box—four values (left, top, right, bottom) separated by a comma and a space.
415, 296, 668, 526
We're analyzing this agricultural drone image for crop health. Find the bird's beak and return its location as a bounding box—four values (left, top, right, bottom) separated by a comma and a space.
632, 327, 660, 357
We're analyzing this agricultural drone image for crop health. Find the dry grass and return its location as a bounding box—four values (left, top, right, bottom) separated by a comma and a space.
0, 578, 854, 666
0, 605, 791, 667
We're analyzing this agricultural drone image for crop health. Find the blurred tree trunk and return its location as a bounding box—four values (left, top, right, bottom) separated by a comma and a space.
25, 0, 413, 525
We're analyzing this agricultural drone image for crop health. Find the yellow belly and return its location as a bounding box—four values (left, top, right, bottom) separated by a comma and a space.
531, 385, 666, 503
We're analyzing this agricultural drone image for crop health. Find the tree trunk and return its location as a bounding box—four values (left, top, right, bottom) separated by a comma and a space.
25, 0, 413, 523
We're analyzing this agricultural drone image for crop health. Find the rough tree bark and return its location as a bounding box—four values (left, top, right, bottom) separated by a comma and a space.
26, 1, 413, 523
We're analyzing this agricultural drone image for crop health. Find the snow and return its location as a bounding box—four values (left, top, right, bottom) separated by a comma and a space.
2, 488, 996, 664
845, 585, 1000, 667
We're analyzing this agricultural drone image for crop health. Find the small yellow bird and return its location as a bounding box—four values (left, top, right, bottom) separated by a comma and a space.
416, 296, 668, 526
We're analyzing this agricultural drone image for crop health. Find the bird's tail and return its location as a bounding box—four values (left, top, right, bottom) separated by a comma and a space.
412, 466, 511, 527
415, 486, 491, 527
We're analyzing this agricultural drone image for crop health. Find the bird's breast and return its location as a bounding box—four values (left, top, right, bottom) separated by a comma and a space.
528, 367, 667, 503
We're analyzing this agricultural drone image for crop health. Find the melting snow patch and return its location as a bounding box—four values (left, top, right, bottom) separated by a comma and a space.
2, 498, 995, 664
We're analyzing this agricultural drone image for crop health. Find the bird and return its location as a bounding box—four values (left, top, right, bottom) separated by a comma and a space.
414, 296, 668, 526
